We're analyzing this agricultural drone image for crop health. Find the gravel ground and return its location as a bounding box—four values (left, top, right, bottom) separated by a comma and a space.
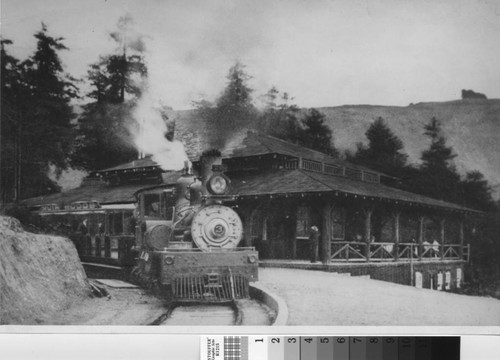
256, 268, 500, 326
41, 287, 168, 325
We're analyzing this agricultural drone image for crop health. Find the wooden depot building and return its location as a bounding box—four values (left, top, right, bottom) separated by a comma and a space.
23, 130, 478, 290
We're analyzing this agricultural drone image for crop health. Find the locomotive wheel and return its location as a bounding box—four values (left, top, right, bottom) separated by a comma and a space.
190, 205, 243, 250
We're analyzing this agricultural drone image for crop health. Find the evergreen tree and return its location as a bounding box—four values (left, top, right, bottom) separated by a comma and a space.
412, 117, 461, 202
258, 86, 300, 143
1, 25, 78, 200
352, 117, 407, 174
72, 15, 147, 171
464, 204, 500, 297
1, 39, 22, 202
421, 117, 457, 169
73, 102, 138, 170
297, 108, 338, 156
460, 171, 496, 211
194, 61, 257, 149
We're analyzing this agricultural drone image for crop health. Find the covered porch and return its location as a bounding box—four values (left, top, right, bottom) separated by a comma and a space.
233, 170, 477, 266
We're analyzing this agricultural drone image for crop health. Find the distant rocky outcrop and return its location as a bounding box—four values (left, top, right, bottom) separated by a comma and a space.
462, 89, 487, 100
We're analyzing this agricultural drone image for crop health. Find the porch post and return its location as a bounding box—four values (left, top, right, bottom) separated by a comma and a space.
393, 211, 401, 261
321, 202, 332, 264
459, 218, 465, 259
417, 216, 424, 260
290, 207, 297, 259
243, 208, 253, 247
364, 208, 373, 261
439, 218, 445, 260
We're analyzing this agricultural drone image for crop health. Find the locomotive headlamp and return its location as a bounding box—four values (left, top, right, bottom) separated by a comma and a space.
207, 174, 230, 195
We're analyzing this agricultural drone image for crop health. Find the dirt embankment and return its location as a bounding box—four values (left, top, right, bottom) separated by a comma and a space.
0, 216, 91, 324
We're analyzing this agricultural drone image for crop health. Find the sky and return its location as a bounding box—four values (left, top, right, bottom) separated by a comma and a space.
1, 0, 499, 110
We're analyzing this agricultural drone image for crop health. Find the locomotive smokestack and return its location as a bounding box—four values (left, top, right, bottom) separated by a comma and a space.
199, 149, 222, 191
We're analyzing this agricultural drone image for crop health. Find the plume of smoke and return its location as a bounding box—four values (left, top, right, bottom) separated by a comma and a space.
131, 91, 189, 171
47, 165, 88, 192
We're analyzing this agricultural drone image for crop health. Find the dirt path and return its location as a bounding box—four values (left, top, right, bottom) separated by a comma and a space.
257, 268, 500, 326
41, 286, 168, 325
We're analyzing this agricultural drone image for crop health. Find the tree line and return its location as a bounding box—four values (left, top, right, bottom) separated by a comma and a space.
1, 18, 146, 202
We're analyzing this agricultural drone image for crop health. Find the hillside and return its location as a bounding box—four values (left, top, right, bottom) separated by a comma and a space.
173, 99, 500, 198
0, 216, 91, 324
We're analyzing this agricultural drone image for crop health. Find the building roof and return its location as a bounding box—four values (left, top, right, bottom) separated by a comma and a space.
22, 183, 147, 207
230, 169, 476, 213
94, 156, 160, 174
223, 130, 386, 176
23, 131, 476, 213
94, 131, 385, 177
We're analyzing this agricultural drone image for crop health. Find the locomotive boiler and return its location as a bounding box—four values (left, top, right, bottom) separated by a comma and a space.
132, 150, 259, 302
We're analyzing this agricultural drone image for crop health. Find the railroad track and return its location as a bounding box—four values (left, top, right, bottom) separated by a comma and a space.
151, 299, 275, 326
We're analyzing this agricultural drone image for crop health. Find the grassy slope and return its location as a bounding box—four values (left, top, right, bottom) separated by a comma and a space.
316, 99, 500, 196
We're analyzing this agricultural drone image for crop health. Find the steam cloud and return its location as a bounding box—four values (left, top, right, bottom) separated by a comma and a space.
131, 92, 189, 171
47, 165, 88, 192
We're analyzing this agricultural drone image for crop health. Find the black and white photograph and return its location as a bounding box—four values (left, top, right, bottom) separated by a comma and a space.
1, 0, 500, 334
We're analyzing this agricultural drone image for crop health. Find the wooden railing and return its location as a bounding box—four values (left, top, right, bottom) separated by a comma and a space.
330, 241, 469, 262
330, 242, 367, 261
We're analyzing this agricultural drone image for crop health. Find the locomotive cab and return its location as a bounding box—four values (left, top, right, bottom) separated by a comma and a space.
136, 188, 177, 250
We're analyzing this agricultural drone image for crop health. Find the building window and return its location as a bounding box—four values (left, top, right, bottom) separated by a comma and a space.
262, 218, 268, 241
445, 219, 460, 244
144, 194, 161, 217
345, 167, 363, 181
123, 211, 135, 235
296, 205, 311, 238
161, 192, 175, 220
424, 217, 440, 243
331, 206, 345, 240
362, 171, 379, 183
250, 209, 263, 242
112, 212, 123, 235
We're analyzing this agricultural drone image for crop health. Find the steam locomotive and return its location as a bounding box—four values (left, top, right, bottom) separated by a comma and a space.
132, 150, 259, 302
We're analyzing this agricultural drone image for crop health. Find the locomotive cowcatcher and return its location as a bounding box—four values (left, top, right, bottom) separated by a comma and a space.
132, 150, 259, 303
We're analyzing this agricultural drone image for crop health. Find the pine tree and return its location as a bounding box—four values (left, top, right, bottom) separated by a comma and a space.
1, 39, 22, 202
298, 108, 338, 156
4, 24, 78, 199
72, 15, 147, 171
258, 86, 300, 143
421, 117, 456, 169
460, 171, 496, 211
413, 117, 461, 202
352, 117, 407, 174
194, 61, 257, 149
